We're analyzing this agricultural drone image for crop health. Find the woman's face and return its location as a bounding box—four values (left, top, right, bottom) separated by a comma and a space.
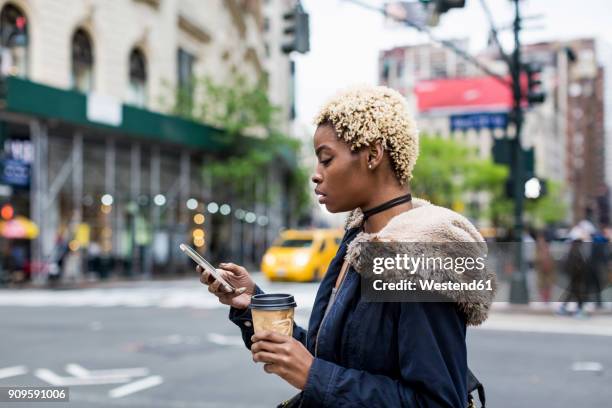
311, 124, 370, 213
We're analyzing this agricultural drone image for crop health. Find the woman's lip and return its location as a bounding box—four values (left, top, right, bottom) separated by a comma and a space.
317, 194, 327, 204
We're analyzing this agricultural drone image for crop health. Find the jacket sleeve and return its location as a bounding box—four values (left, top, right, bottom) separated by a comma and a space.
301, 302, 467, 407
228, 285, 308, 350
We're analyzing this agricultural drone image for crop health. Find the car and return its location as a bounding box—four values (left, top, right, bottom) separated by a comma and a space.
261, 229, 343, 282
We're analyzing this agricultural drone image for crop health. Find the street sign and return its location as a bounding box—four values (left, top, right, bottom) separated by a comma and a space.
0, 159, 30, 187
0, 184, 12, 197
450, 112, 508, 132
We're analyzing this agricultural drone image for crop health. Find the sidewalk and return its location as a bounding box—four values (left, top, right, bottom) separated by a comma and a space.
491, 301, 612, 316
2, 275, 611, 318
479, 309, 612, 337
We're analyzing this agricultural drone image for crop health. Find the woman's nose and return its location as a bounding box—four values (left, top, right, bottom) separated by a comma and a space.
311, 172, 322, 184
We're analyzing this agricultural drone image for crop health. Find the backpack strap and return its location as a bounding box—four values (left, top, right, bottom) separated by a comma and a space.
467, 367, 486, 407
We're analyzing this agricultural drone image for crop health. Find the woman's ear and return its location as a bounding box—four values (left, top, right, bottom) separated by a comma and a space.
367, 142, 385, 169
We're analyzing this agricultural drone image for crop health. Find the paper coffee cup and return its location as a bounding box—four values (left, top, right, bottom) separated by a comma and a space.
250, 294, 297, 336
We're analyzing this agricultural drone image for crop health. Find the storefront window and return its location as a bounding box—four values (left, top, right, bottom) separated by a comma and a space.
0, 3, 29, 77
71, 28, 94, 93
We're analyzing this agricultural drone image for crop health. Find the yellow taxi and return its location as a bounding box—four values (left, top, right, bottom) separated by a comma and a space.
261, 229, 343, 282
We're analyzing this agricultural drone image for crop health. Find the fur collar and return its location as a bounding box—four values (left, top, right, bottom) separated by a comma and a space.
343, 198, 496, 326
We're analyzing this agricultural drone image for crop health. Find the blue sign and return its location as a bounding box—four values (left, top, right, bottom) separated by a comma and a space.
1, 159, 30, 187
450, 112, 508, 132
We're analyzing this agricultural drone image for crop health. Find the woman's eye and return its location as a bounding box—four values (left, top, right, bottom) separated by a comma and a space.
320, 158, 332, 166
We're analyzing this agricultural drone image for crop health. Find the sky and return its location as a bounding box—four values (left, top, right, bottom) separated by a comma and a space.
294, 0, 612, 129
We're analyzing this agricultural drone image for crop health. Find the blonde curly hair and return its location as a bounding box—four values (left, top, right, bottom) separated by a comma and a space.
314, 85, 419, 184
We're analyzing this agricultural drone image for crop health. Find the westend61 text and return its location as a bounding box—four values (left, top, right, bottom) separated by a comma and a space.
372, 254, 486, 275
372, 279, 494, 292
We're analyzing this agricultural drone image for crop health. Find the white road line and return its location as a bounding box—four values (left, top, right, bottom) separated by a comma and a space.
0, 365, 28, 380
34, 369, 131, 386
571, 361, 604, 372
65, 363, 149, 379
108, 375, 163, 398
207, 333, 245, 347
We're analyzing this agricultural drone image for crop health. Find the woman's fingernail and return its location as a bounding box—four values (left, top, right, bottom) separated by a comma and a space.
237, 287, 246, 294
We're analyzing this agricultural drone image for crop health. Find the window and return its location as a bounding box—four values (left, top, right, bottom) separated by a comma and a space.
177, 48, 195, 107
128, 48, 147, 107
277, 239, 312, 248
71, 29, 94, 93
396, 60, 404, 80
381, 59, 390, 81
0, 3, 28, 77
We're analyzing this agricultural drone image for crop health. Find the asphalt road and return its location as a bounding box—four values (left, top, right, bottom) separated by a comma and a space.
0, 280, 610, 407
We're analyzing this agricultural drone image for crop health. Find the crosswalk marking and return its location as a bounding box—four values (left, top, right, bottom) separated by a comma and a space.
108, 375, 164, 398
0, 365, 28, 380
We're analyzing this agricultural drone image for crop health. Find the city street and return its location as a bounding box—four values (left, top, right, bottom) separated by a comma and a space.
0, 0, 611, 407
1, 277, 611, 407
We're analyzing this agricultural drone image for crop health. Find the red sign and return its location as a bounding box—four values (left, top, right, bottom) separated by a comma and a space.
414, 76, 515, 113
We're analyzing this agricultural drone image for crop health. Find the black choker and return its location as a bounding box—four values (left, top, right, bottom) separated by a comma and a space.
361, 193, 412, 225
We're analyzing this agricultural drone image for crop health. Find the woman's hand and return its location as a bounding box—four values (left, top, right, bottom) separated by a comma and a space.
251, 331, 314, 390
197, 262, 256, 309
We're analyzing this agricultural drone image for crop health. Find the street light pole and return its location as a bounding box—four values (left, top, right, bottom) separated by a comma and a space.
508, 0, 529, 304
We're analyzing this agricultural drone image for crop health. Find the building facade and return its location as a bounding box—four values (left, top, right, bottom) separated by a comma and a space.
379, 38, 610, 226
522, 38, 608, 224
0, 0, 299, 284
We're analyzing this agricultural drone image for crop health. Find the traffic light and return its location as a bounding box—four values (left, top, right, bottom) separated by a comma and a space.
419, 0, 465, 12
281, 3, 310, 54
492, 138, 512, 165
492, 140, 534, 177
433, 0, 465, 14
494, 139, 538, 200
504, 177, 547, 200
524, 177, 547, 200
524, 62, 546, 106
417, 0, 464, 26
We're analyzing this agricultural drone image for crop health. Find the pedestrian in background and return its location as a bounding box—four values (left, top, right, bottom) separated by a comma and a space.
560, 228, 589, 317
588, 227, 608, 308
535, 230, 555, 303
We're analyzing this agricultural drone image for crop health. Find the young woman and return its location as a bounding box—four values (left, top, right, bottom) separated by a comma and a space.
198, 86, 495, 407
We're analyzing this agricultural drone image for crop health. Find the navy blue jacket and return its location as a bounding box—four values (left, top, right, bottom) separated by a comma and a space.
230, 227, 468, 407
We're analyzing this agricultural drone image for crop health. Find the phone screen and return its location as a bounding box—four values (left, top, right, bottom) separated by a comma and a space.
180, 244, 235, 292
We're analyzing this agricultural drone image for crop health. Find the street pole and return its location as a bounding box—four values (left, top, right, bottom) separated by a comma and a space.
509, 0, 529, 304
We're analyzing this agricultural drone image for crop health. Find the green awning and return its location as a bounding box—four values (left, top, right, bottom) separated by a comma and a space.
1, 76, 230, 152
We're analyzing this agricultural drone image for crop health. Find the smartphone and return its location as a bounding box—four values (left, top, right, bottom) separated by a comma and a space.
180, 243, 236, 293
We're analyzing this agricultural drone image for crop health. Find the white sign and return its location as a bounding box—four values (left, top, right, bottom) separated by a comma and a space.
0, 184, 12, 197
87, 93, 123, 126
